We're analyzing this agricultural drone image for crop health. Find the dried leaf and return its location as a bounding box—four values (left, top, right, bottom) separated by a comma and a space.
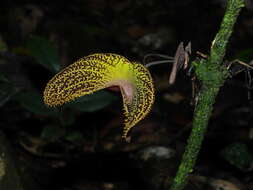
43, 53, 155, 140
169, 42, 191, 84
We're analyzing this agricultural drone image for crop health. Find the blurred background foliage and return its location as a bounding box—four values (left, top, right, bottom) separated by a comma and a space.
0, 1, 253, 190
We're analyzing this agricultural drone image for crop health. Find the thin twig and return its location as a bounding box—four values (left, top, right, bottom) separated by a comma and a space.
145, 59, 174, 68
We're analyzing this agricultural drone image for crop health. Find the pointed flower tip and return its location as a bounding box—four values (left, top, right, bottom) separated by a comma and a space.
43, 53, 155, 139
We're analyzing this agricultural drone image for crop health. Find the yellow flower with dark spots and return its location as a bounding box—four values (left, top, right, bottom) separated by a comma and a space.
43, 53, 155, 140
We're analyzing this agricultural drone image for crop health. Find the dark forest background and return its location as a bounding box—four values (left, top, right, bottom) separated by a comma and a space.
0, 0, 253, 190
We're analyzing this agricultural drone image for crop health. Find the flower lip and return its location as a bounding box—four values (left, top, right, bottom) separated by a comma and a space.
43, 53, 155, 140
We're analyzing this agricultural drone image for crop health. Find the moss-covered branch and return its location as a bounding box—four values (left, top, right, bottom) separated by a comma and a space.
210, 0, 245, 65
170, 0, 244, 190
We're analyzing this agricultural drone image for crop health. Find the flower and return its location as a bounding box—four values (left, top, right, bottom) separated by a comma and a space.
43, 53, 155, 140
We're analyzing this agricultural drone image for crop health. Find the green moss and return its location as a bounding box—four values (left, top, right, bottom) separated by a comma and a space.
170, 0, 244, 189
194, 59, 228, 87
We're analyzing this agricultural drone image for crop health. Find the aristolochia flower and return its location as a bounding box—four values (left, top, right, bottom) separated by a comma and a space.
43, 53, 155, 140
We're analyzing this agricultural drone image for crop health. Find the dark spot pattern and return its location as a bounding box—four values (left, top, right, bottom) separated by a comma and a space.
43, 54, 155, 140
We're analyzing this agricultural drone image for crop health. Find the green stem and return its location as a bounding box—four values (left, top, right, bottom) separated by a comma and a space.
170, 83, 220, 190
209, 0, 245, 65
170, 0, 244, 190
